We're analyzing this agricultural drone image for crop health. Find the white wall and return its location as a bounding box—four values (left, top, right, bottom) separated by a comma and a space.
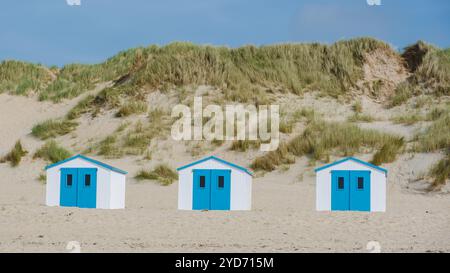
178, 168, 193, 210
370, 170, 386, 212
315, 160, 386, 212
230, 170, 252, 210
316, 170, 331, 211
46, 166, 61, 207
45, 158, 126, 209
177, 159, 252, 210
110, 171, 126, 209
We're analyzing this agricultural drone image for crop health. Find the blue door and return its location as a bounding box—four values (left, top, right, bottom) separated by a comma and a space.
192, 169, 211, 210
77, 168, 97, 208
331, 171, 350, 211
60, 168, 97, 208
192, 169, 231, 210
210, 170, 231, 210
331, 170, 371, 211
349, 171, 370, 211
60, 168, 78, 207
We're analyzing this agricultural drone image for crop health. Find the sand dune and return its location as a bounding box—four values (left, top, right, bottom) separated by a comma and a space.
0, 88, 449, 253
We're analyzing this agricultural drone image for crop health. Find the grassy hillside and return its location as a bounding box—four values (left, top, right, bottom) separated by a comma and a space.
113, 38, 388, 98
0, 48, 142, 101
1, 38, 390, 102
2, 39, 449, 104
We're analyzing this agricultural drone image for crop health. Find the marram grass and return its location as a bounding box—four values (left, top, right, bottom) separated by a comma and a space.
135, 164, 178, 186
252, 119, 404, 171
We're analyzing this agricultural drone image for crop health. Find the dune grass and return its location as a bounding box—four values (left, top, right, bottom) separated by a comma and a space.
407, 107, 450, 188
0, 48, 144, 101
349, 100, 375, 122
348, 113, 375, 123
122, 121, 160, 155
389, 42, 450, 107
0, 61, 53, 95
428, 152, 450, 188
294, 108, 317, 121
391, 112, 424, 125
2, 40, 448, 109
279, 120, 294, 134
33, 140, 72, 163
127, 39, 387, 98
31, 119, 78, 140
3, 38, 391, 106
412, 45, 450, 96
66, 95, 96, 120
392, 106, 448, 125
96, 114, 170, 157
370, 137, 405, 165
135, 164, 178, 186
39, 49, 144, 102
115, 100, 148, 117
279, 108, 318, 134
279, 110, 304, 134
426, 106, 449, 121
97, 135, 123, 158
389, 82, 416, 107
251, 144, 295, 171
1, 140, 28, 167
413, 110, 450, 152
353, 101, 363, 113
251, 119, 404, 171
230, 140, 261, 152
231, 109, 318, 154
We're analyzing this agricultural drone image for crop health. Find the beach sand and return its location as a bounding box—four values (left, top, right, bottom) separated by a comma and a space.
0, 91, 449, 253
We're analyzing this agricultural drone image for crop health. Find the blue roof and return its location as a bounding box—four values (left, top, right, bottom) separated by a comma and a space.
314, 157, 388, 174
45, 154, 128, 175
177, 156, 253, 176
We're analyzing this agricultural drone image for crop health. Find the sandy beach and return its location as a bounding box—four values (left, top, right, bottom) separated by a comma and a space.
0, 91, 449, 253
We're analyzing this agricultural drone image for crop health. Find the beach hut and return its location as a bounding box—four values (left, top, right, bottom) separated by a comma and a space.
315, 157, 387, 212
177, 156, 253, 211
45, 154, 127, 209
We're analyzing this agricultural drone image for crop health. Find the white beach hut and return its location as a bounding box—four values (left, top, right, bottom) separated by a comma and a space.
177, 156, 253, 211
45, 154, 127, 209
315, 157, 387, 212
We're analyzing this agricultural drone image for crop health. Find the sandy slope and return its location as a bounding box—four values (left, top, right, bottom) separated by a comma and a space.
0, 94, 68, 155
0, 90, 449, 253
0, 84, 110, 155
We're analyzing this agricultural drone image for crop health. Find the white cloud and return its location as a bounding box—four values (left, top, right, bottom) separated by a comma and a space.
66, 0, 81, 6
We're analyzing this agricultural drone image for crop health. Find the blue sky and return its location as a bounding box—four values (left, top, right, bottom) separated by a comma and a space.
1, 0, 449, 66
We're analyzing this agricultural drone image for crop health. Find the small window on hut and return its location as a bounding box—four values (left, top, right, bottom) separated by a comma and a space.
218, 176, 224, 188
338, 177, 344, 190
199, 176, 206, 188
67, 174, 73, 186
85, 175, 91, 186
357, 177, 364, 190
